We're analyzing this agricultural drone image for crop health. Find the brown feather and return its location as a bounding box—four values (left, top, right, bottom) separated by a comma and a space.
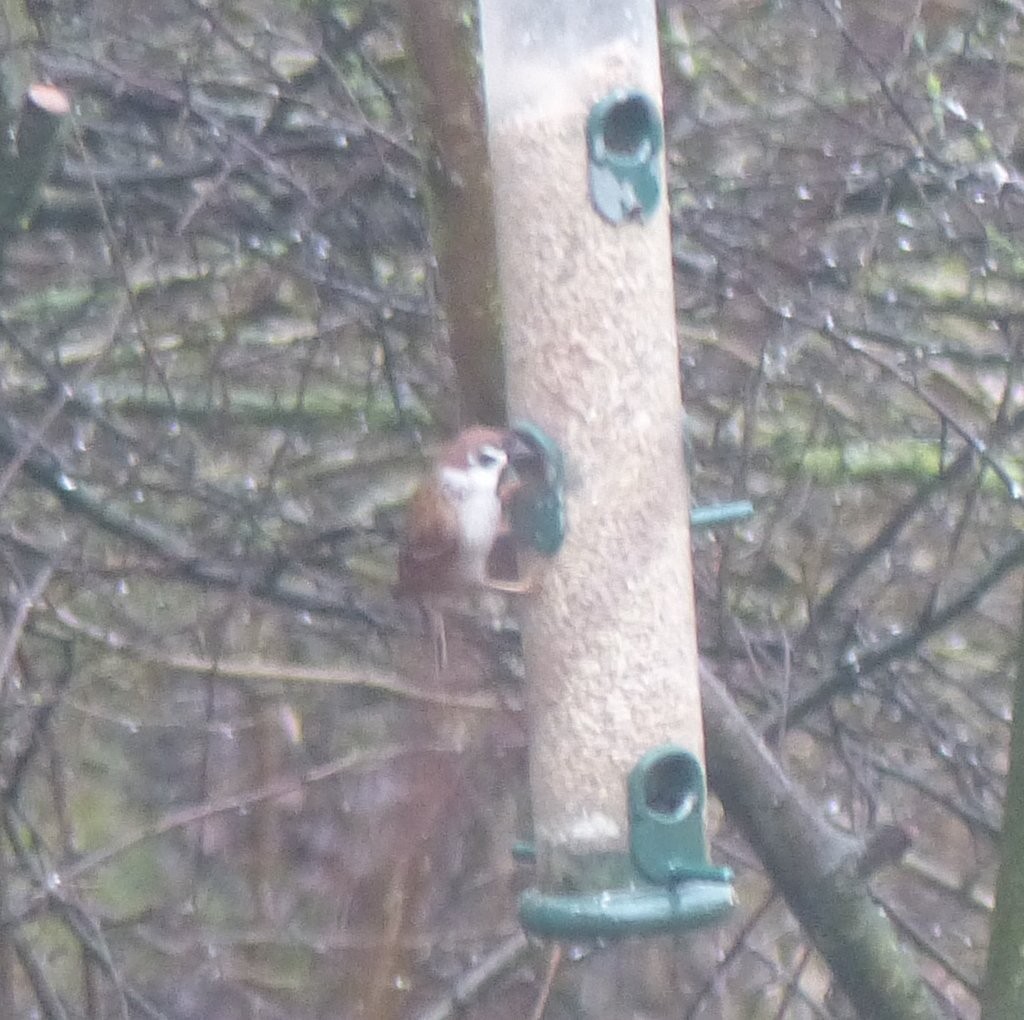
440, 425, 510, 468
396, 477, 460, 594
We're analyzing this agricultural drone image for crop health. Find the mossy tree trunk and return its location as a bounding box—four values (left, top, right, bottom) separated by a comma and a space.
981, 582, 1024, 1018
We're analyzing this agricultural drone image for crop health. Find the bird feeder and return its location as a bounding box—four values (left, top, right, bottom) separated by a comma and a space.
479, 0, 734, 937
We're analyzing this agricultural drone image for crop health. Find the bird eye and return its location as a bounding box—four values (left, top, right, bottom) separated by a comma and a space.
475, 445, 502, 468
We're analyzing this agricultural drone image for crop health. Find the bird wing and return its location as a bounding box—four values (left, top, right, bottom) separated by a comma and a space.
397, 479, 460, 593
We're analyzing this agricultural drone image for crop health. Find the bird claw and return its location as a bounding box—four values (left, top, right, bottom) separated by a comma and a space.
483, 560, 541, 595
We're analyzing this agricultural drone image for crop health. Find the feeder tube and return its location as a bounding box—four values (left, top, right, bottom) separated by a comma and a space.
480, 0, 706, 877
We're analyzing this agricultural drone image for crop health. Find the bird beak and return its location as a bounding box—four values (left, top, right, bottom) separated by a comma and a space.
502, 429, 535, 463
497, 459, 521, 505
497, 428, 540, 505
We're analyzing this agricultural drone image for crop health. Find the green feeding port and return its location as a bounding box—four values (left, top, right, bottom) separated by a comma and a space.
629, 747, 732, 887
518, 746, 735, 939
586, 90, 663, 224
690, 500, 754, 530
508, 421, 567, 557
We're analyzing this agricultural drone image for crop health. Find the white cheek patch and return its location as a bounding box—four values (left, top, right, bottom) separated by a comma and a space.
440, 465, 471, 501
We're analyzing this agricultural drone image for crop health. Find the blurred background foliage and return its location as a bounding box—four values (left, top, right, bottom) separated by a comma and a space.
1, 0, 1024, 1016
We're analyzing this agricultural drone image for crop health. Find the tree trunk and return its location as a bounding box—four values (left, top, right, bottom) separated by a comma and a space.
981, 582, 1024, 1019
402, 0, 506, 427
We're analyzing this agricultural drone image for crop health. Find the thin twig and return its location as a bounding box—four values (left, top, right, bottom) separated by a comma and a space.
415, 932, 531, 1020
528, 943, 562, 1020
4, 741, 489, 929
46, 602, 504, 711
0, 558, 57, 698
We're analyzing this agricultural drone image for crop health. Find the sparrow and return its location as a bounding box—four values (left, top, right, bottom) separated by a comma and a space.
397, 426, 530, 673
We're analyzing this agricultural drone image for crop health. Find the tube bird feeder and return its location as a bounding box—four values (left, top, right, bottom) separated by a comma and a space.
479, 0, 734, 937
